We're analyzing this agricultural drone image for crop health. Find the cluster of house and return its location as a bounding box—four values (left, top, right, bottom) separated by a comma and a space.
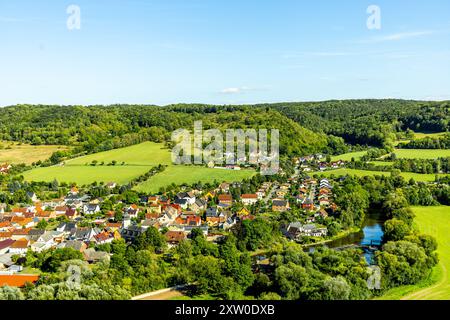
0, 179, 279, 275
0, 159, 340, 286
296, 154, 345, 172
0, 164, 11, 175
121, 181, 278, 246
283, 178, 335, 240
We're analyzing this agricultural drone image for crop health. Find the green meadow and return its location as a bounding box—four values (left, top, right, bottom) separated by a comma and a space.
67, 142, 172, 166
313, 168, 448, 182
378, 206, 450, 300
331, 151, 367, 162
413, 132, 447, 140
22, 165, 151, 185
332, 148, 450, 162
22, 142, 255, 189
393, 149, 450, 159
134, 166, 255, 193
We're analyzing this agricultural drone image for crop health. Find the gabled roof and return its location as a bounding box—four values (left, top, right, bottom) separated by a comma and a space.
165, 231, 186, 243
272, 200, 288, 207
0, 274, 39, 287
241, 194, 257, 199
0, 239, 15, 250
11, 238, 29, 249
218, 194, 232, 201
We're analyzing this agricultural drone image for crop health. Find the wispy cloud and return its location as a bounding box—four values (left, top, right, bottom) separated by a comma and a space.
362, 31, 435, 43
0, 16, 27, 23
219, 86, 270, 95
422, 94, 450, 101
282, 52, 357, 59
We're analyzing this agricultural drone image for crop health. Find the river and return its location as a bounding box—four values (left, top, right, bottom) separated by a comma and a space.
309, 210, 386, 264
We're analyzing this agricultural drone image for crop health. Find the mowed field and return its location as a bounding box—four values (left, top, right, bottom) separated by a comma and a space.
0, 142, 68, 165
393, 149, 450, 159
23, 165, 151, 185
313, 168, 448, 182
22, 142, 255, 188
331, 151, 367, 162
413, 132, 447, 139
134, 166, 256, 193
378, 206, 450, 300
332, 148, 450, 163
66, 142, 172, 166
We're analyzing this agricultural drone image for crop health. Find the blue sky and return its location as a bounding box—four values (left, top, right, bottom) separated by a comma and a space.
1, 0, 449, 106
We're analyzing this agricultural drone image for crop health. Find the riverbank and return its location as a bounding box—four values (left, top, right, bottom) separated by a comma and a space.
376, 206, 450, 300
301, 227, 361, 248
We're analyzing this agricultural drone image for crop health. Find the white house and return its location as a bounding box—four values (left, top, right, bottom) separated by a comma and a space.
83, 204, 101, 215
241, 194, 258, 206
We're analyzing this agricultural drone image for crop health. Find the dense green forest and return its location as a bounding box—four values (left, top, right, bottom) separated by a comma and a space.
0, 100, 449, 161
0, 105, 329, 158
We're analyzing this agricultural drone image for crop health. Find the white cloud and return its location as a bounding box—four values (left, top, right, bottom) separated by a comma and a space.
0, 16, 26, 23
422, 95, 450, 101
363, 31, 434, 43
219, 86, 270, 95
282, 52, 357, 59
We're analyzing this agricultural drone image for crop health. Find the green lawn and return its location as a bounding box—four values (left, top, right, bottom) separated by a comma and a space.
134, 166, 255, 193
23, 165, 152, 185
67, 141, 172, 166
331, 151, 367, 162
22, 141, 255, 189
378, 206, 450, 300
312, 168, 448, 182
393, 149, 450, 159
413, 132, 447, 140
368, 161, 394, 167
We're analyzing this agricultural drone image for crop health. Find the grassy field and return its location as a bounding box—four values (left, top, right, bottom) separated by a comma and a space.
66, 142, 172, 166
0, 142, 68, 165
393, 149, 450, 159
331, 151, 367, 162
23, 165, 152, 185
378, 206, 450, 300
313, 168, 448, 182
332, 148, 450, 162
413, 132, 447, 139
22, 142, 255, 189
394, 132, 446, 146
368, 161, 394, 167
135, 166, 255, 193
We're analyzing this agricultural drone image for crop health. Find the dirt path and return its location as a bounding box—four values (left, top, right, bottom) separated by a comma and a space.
401, 262, 448, 300
132, 285, 187, 300
137, 289, 184, 300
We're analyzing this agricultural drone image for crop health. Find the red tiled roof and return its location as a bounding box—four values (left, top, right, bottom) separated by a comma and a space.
218, 194, 232, 201
0, 239, 15, 250
12, 228, 31, 236
0, 221, 11, 228
0, 231, 13, 238
165, 231, 185, 243
11, 238, 29, 249
0, 275, 39, 287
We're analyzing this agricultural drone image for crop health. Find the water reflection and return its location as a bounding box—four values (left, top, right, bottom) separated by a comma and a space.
309, 211, 385, 265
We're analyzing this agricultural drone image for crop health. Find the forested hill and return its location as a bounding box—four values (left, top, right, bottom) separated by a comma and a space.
0, 104, 329, 157
269, 99, 450, 147
0, 100, 448, 158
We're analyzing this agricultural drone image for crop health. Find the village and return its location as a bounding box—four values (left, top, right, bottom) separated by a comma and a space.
0, 155, 340, 287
